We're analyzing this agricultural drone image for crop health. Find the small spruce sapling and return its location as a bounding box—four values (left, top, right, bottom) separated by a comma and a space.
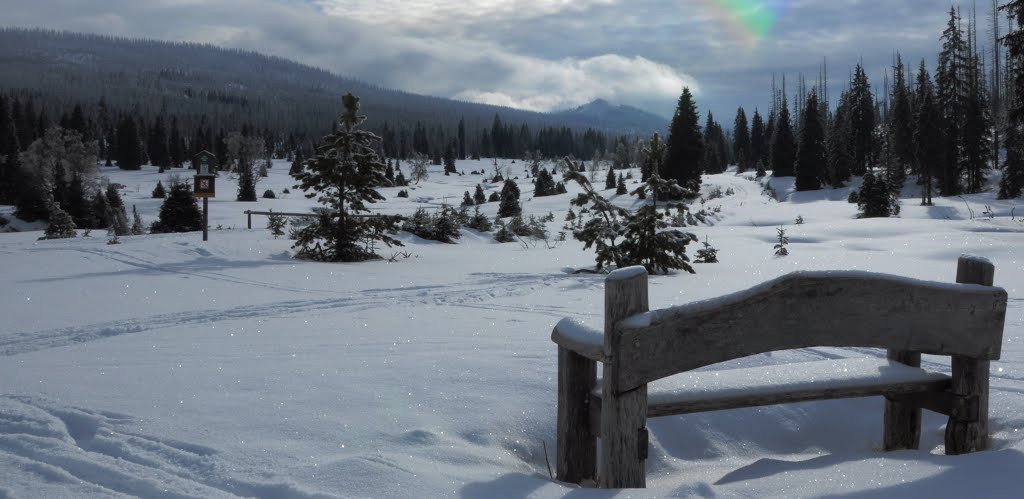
774, 227, 789, 256
694, 236, 719, 263
267, 210, 286, 238
152, 181, 166, 198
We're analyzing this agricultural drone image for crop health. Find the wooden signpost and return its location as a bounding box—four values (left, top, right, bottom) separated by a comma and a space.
193, 151, 217, 242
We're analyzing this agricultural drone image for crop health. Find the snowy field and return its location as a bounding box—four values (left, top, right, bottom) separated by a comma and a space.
1, 158, 1023, 498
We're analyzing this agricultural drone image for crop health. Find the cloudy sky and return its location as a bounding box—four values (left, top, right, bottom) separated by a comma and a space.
2, 0, 977, 121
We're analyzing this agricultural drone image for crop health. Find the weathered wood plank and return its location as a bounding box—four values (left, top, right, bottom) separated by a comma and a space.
646, 377, 950, 417
600, 266, 649, 489
615, 271, 1007, 393
590, 358, 952, 418
884, 350, 923, 450
556, 347, 596, 484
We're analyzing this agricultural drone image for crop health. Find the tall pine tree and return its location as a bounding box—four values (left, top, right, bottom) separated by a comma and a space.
770, 94, 797, 177
733, 107, 751, 172
663, 88, 703, 196
1000, 0, 1024, 198
795, 91, 826, 191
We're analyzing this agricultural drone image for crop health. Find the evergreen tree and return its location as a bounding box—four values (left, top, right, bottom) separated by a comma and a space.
473, 184, 487, 204
42, 203, 76, 239
936, 7, 969, 195
462, 190, 475, 206
497, 179, 522, 217
64, 174, 90, 227
999, 0, 1024, 197
91, 188, 112, 230
467, 206, 493, 232
616, 173, 628, 195
733, 107, 751, 172
458, 117, 467, 160
169, 116, 185, 168
237, 158, 258, 201
152, 180, 167, 198
131, 205, 145, 235
605, 167, 616, 189
641, 132, 665, 182
827, 91, 855, 187
149, 114, 170, 171
0, 95, 19, 205
663, 88, 704, 196
150, 182, 203, 233
534, 167, 556, 196
702, 112, 726, 174
770, 95, 797, 176
290, 150, 304, 176
849, 63, 876, 175
856, 169, 900, 217
384, 159, 394, 185
750, 109, 767, 171
914, 60, 943, 205
889, 53, 915, 191
115, 115, 143, 170
567, 169, 696, 274
795, 91, 826, 191
999, 124, 1024, 197
105, 184, 130, 236
292, 93, 402, 261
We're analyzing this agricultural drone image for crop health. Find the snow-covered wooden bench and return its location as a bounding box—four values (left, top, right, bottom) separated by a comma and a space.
551, 256, 1007, 488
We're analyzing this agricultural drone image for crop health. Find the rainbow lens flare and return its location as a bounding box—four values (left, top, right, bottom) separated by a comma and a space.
697, 0, 782, 46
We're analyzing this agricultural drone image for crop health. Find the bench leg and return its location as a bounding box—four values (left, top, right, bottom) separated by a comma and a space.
599, 385, 648, 488
556, 347, 596, 484
945, 357, 989, 454
884, 350, 922, 450
945, 255, 993, 454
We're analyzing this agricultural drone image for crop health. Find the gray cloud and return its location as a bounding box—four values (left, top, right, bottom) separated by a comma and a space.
0, 0, 982, 121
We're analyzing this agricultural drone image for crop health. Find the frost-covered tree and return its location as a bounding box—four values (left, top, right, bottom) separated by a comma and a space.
409, 152, 430, 184
291, 93, 402, 261
16, 127, 98, 222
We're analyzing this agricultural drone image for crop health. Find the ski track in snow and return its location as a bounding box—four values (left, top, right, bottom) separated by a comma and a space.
1, 270, 595, 357
0, 395, 335, 498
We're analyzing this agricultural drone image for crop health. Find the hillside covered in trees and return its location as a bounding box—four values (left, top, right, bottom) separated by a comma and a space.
0, 28, 667, 165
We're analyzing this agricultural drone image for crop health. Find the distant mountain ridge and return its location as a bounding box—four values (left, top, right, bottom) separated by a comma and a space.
0, 28, 667, 140
553, 99, 668, 136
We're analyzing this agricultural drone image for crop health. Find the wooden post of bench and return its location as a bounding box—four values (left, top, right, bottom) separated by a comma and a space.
945, 255, 994, 454
556, 346, 596, 483
600, 267, 650, 488
247, 210, 252, 230
883, 348, 923, 450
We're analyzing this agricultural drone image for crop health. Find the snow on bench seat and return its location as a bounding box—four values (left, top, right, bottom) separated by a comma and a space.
595, 357, 952, 417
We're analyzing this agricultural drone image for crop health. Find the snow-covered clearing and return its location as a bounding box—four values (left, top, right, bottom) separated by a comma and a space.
1, 159, 1023, 498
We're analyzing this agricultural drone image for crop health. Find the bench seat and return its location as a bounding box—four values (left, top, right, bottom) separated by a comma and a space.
594, 358, 951, 417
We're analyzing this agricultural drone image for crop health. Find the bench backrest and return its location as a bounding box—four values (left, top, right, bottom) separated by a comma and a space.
608, 269, 1007, 394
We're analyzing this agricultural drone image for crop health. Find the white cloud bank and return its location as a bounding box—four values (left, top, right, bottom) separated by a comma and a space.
453, 54, 698, 112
